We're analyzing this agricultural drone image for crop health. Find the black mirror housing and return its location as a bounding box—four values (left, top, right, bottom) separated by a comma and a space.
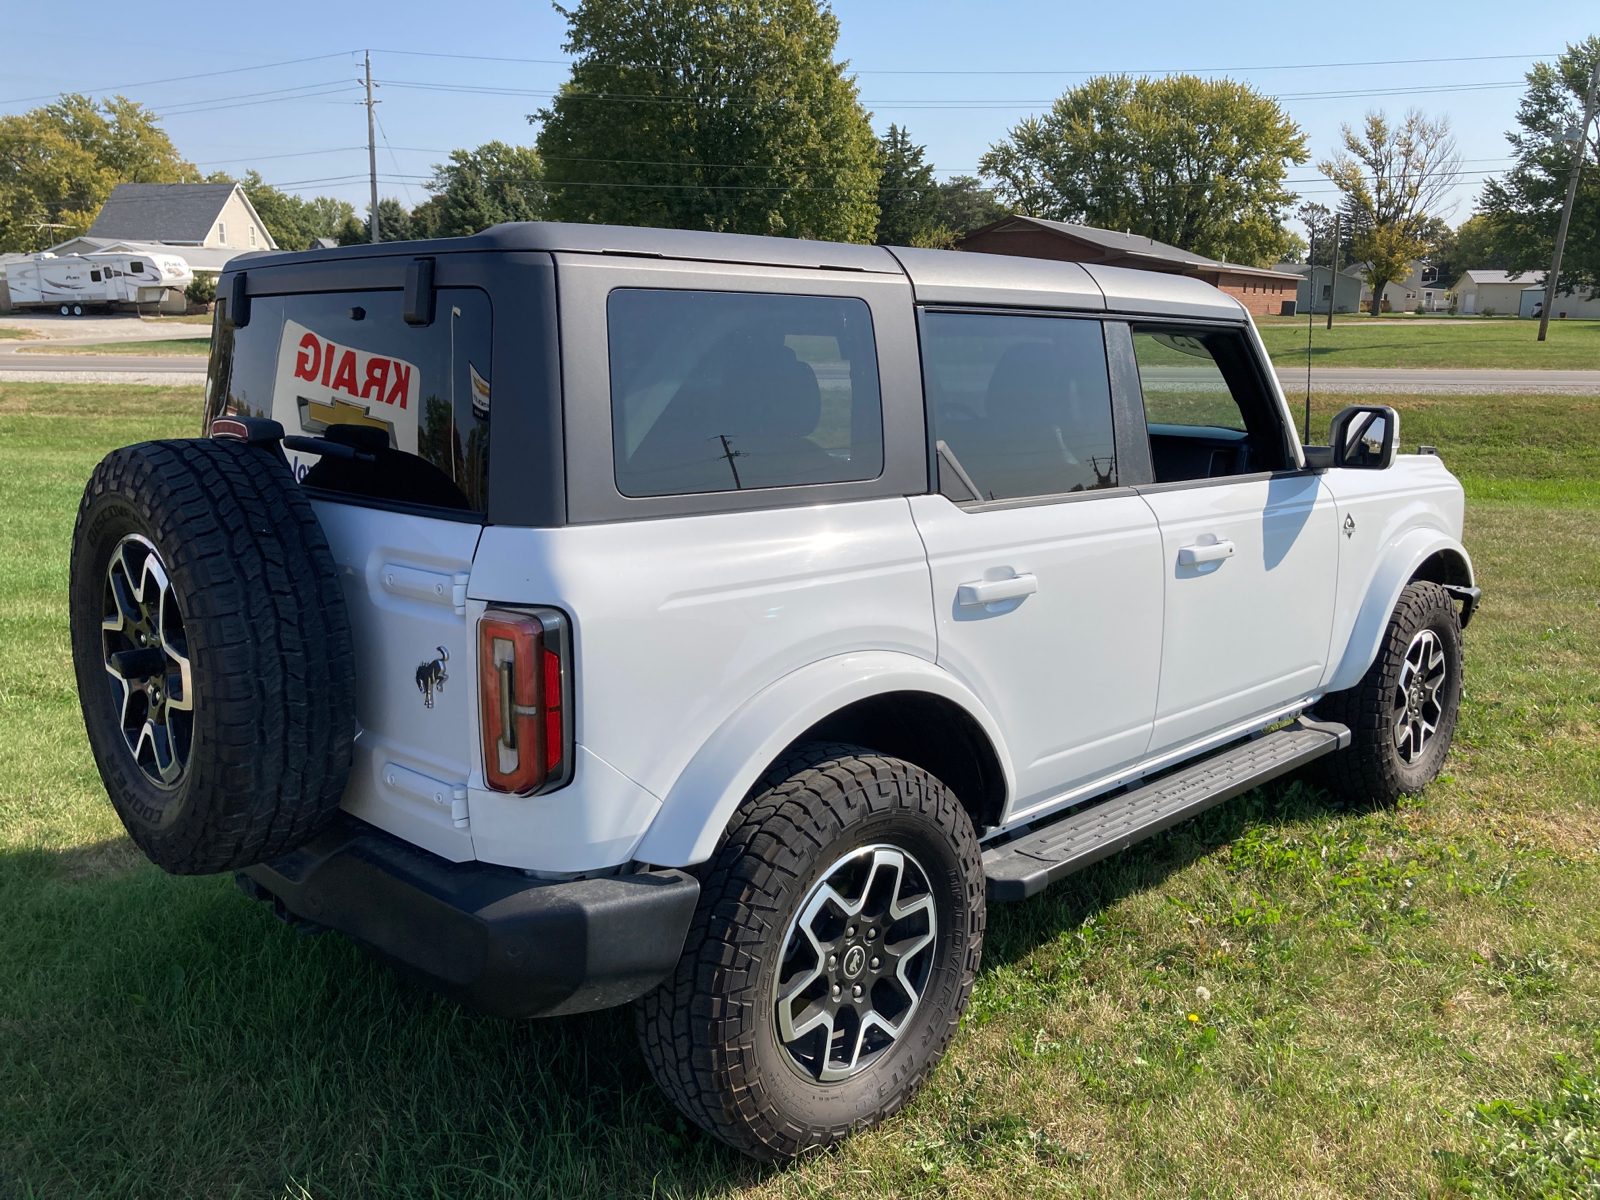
1329, 404, 1399, 470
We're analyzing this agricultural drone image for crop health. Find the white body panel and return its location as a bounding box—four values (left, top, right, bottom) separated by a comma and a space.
909, 491, 1165, 817
312, 499, 481, 862
1321, 455, 1470, 692
1139, 473, 1340, 753
466, 498, 937, 868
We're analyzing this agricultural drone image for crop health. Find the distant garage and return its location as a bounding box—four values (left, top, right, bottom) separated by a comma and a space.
957, 215, 1298, 316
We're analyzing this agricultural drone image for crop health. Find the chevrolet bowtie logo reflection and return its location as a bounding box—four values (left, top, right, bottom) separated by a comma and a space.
296, 395, 397, 447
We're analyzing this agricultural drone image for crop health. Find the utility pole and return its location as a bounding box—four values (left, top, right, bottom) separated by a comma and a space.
1539, 57, 1600, 343
1326, 211, 1341, 331
363, 50, 379, 245
1305, 226, 1315, 443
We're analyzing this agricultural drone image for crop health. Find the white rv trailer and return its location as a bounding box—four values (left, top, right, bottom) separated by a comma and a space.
4, 251, 193, 314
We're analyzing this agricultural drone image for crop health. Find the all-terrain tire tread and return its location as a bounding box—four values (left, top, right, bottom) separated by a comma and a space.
635, 743, 984, 1160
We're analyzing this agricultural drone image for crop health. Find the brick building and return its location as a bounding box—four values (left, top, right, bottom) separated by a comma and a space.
958, 215, 1298, 316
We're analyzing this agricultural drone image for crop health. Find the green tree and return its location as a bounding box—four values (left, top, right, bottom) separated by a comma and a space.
533, 0, 880, 242
936, 175, 1007, 238
1478, 36, 1600, 299
229, 171, 356, 251
367, 197, 413, 242
978, 74, 1307, 266
1293, 201, 1356, 268
875, 124, 942, 245
424, 142, 545, 237
0, 94, 194, 252
1319, 109, 1462, 314
1441, 213, 1512, 282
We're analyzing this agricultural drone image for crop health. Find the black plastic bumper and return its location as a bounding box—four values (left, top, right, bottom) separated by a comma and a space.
239, 814, 699, 1018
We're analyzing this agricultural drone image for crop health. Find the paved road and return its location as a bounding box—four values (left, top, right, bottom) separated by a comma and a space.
1274, 366, 1600, 394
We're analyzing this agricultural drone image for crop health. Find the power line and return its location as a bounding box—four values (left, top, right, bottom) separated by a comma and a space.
0, 52, 359, 106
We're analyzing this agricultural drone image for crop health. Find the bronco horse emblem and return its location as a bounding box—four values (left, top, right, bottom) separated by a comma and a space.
416, 646, 449, 709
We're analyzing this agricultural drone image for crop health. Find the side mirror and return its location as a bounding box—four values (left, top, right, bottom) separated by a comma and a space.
1329, 404, 1399, 470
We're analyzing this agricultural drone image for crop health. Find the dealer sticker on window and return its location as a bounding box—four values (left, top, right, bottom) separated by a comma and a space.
271, 320, 422, 477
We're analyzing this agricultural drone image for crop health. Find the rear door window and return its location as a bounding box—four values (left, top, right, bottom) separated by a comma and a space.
920, 311, 1118, 503
607, 289, 883, 497
212, 289, 492, 515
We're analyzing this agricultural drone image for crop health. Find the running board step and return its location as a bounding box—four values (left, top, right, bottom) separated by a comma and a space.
983, 717, 1351, 902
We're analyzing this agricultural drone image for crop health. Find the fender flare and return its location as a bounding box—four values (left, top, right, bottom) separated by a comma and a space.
631, 650, 1015, 868
1325, 526, 1474, 693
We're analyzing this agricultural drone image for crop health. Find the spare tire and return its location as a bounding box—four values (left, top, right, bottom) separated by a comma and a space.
69, 438, 356, 875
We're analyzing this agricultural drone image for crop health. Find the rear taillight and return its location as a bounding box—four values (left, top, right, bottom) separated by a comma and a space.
478, 607, 572, 794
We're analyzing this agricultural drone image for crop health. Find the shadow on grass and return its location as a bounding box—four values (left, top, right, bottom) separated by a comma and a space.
979, 771, 1375, 976
0, 774, 1367, 1198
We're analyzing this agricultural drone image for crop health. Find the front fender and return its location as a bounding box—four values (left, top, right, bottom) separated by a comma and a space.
1325, 526, 1474, 693
631, 651, 1015, 868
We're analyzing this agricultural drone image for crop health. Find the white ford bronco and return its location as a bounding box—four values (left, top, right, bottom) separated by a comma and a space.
70, 222, 1479, 1159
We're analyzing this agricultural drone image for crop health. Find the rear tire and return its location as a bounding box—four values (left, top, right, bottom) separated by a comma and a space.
636, 744, 985, 1160
1317, 580, 1463, 805
70, 439, 356, 874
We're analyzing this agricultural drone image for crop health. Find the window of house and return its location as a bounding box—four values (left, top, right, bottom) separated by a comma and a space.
608, 289, 883, 498
217, 222, 227, 245
249, 227, 257, 247
920, 311, 1118, 504
1131, 327, 1289, 482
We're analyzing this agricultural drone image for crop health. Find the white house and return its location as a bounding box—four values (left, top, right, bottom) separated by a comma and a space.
1454, 270, 1538, 316
1516, 284, 1600, 321
60, 182, 276, 268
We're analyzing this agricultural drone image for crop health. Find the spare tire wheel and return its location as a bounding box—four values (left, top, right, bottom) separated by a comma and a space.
69, 438, 356, 875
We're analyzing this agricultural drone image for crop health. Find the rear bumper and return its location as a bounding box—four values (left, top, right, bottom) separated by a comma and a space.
239, 814, 699, 1018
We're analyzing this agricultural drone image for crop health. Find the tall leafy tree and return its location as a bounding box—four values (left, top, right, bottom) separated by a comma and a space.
0, 94, 195, 251
1319, 109, 1462, 313
875, 124, 942, 245
423, 142, 545, 237
1293, 201, 1356, 268
979, 74, 1307, 266
937, 175, 1007, 238
1478, 36, 1600, 298
225, 170, 355, 251
533, 0, 880, 242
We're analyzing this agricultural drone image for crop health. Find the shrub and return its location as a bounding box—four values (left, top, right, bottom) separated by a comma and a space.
184, 273, 217, 306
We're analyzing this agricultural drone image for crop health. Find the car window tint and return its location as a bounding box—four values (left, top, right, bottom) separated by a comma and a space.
212, 288, 492, 514
919, 311, 1117, 504
608, 289, 883, 497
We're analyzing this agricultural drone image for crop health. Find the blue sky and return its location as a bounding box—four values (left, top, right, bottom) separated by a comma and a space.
2, 1, 1594, 238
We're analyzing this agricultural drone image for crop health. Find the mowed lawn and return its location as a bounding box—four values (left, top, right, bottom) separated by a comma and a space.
1255, 317, 1600, 370
1, 383, 1597, 1198
14, 338, 212, 356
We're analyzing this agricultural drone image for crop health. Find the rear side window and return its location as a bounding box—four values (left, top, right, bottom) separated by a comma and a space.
920, 311, 1118, 503
212, 288, 492, 515
607, 289, 883, 497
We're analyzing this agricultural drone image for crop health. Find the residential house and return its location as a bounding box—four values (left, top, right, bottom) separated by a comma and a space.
1356, 261, 1448, 313
1454, 270, 1536, 316
1517, 285, 1600, 320
1273, 262, 1364, 315
958, 215, 1298, 316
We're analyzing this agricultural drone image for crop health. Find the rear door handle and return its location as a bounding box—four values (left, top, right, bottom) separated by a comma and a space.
957, 573, 1038, 606
1177, 540, 1235, 566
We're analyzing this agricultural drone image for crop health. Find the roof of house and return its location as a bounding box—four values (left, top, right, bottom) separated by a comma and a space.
1457, 269, 1537, 286
958, 214, 1289, 281
85, 183, 272, 247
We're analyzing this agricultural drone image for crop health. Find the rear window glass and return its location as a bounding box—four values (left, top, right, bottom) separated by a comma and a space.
607, 289, 883, 497
210, 288, 492, 515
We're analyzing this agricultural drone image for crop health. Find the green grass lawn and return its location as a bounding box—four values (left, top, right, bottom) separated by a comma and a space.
16, 337, 211, 356
1257, 318, 1600, 370
2, 384, 1597, 1198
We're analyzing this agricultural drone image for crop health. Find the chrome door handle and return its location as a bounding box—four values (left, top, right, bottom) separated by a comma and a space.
1177, 540, 1235, 566
957, 573, 1038, 606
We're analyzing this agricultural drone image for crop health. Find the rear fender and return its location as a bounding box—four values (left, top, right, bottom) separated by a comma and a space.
631, 651, 1013, 868
1325, 527, 1474, 693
